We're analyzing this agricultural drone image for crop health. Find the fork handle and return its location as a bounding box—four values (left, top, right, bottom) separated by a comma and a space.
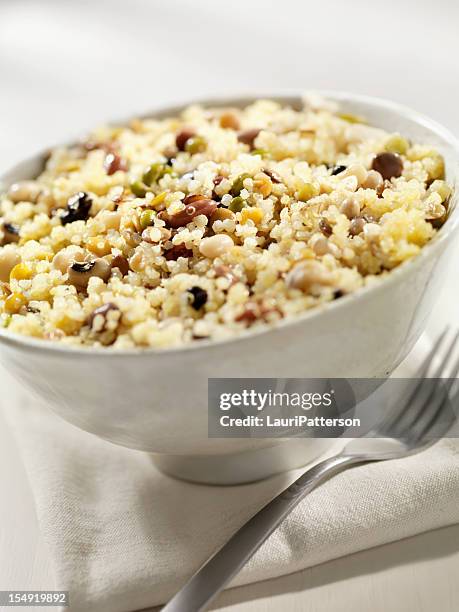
162, 453, 362, 612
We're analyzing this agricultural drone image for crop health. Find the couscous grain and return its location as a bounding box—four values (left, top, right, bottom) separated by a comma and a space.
0, 98, 451, 348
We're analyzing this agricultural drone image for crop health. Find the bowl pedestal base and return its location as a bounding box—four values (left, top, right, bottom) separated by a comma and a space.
150, 438, 336, 485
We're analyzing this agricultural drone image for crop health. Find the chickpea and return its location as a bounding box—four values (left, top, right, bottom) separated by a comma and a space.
286, 260, 333, 292
0, 248, 21, 282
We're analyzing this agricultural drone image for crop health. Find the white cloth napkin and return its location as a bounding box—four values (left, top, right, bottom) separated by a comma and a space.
3, 336, 459, 612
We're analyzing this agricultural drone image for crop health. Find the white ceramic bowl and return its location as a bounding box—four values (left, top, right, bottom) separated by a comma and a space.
1, 92, 458, 484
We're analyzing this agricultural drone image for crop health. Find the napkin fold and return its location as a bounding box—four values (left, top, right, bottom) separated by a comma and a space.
3, 336, 459, 612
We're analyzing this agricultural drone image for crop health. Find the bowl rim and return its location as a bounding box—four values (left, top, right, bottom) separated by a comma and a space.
1, 89, 458, 358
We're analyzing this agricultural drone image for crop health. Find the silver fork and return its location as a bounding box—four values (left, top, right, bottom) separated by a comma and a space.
163, 329, 459, 612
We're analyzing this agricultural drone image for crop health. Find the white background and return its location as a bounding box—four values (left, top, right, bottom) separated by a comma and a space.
0, 1, 458, 610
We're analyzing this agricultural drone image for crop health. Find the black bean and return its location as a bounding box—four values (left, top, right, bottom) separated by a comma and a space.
187, 286, 208, 310
61, 192, 92, 225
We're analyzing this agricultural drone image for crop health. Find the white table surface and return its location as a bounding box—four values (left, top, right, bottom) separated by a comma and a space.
1, 1, 458, 610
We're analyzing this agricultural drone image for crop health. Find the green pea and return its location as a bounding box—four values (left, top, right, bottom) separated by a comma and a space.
229, 196, 246, 213
230, 173, 251, 197
142, 163, 164, 185
143, 163, 176, 186
185, 136, 207, 155
140, 209, 156, 229
250, 148, 268, 157
130, 180, 148, 197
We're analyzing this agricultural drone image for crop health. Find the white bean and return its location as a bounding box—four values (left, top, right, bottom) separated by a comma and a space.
199, 234, 234, 259
340, 197, 360, 219
52, 246, 85, 274
310, 234, 329, 256
7, 181, 41, 204
340, 176, 359, 192
67, 258, 111, 290
342, 164, 368, 185
362, 170, 383, 191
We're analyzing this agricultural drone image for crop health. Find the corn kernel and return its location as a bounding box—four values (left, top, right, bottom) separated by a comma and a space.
241, 207, 263, 225
338, 113, 366, 124
253, 173, 273, 198
35, 252, 54, 261
10, 263, 33, 281
86, 236, 112, 257
54, 314, 82, 335
385, 134, 409, 155
4, 292, 27, 313
297, 183, 319, 202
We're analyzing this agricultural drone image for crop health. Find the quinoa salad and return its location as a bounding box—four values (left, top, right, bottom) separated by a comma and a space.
0, 98, 451, 348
